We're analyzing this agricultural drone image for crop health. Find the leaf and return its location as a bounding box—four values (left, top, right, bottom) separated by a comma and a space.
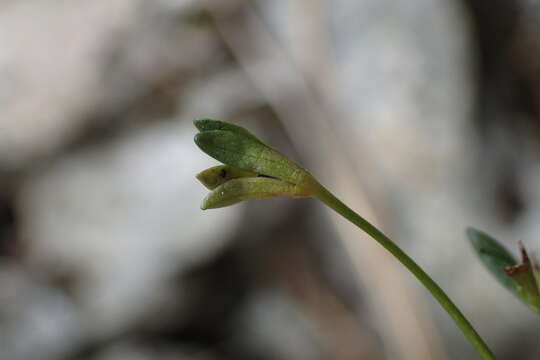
467, 227, 518, 293
200, 177, 303, 210
467, 227, 540, 314
196, 165, 257, 190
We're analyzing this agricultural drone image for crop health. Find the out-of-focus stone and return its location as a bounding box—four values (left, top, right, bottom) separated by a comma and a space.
94, 342, 219, 360
0, 0, 214, 169
0, 264, 82, 360
18, 121, 242, 337
228, 290, 322, 360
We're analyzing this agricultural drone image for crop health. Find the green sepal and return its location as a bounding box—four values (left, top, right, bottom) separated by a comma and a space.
194, 129, 308, 186
196, 165, 257, 190
194, 119, 265, 145
201, 177, 305, 210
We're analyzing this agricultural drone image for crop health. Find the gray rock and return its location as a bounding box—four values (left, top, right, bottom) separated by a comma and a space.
0, 264, 82, 360
0, 0, 213, 169
18, 121, 242, 337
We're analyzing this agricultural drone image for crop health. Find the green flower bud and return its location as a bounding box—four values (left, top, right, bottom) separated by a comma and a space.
194, 119, 321, 209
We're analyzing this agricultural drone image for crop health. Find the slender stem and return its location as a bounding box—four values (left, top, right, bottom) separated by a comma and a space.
314, 185, 495, 360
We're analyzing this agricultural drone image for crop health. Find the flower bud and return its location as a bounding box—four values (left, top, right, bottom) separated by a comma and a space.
194, 119, 321, 209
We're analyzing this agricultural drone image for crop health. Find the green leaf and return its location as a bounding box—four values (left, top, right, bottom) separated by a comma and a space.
467, 227, 540, 314
200, 177, 304, 210
467, 227, 518, 293
196, 165, 257, 190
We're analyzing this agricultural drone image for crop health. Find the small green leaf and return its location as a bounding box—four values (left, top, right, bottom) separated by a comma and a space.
196, 165, 257, 190
201, 177, 304, 210
467, 227, 517, 293
467, 227, 540, 314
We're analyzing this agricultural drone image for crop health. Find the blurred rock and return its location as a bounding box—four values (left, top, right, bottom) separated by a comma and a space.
227, 290, 322, 360
181, 68, 263, 121
18, 121, 242, 338
0, 263, 82, 360
93, 342, 219, 360
0, 0, 215, 169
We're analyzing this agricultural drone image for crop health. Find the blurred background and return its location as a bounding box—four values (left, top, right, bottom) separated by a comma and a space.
1, 0, 540, 359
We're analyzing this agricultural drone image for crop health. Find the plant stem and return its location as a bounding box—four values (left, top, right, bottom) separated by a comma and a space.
314, 185, 495, 360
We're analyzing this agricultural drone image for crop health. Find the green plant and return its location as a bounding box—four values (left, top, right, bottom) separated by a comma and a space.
194, 118, 495, 359
467, 228, 540, 314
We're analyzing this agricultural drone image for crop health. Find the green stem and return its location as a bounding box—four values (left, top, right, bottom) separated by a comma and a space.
314, 185, 495, 360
